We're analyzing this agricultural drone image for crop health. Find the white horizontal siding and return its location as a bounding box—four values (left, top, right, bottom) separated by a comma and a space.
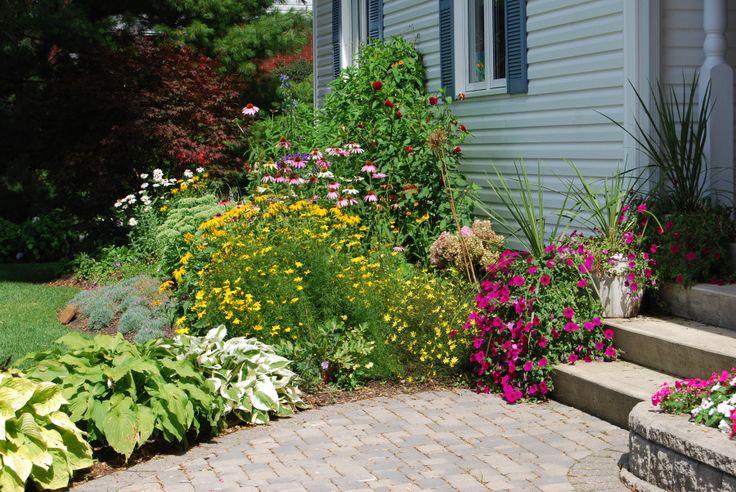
456, 0, 626, 239
313, 0, 334, 105
660, 0, 736, 189
383, 0, 441, 91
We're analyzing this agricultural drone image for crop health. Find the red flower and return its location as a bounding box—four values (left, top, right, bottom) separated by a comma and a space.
676, 274, 684, 284
670, 244, 680, 254
452, 146, 461, 154
540, 275, 551, 285
686, 251, 697, 261
384, 98, 394, 108
395, 110, 403, 119
372, 80, 383, 90
428, 95, 439, 106
458, 124, 467, 132
405, 145, 413, 154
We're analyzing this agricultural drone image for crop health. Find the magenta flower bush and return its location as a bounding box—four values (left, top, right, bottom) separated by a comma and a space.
652, 368, 736, 438
462, 241, 617, 403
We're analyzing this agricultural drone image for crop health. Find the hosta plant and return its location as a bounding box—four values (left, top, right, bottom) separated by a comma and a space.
0, 371, 93, 491
22, 332, 223, 459
155, 326, 306, 425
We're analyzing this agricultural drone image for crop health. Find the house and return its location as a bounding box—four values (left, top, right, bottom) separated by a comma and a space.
312, 0, 736, 222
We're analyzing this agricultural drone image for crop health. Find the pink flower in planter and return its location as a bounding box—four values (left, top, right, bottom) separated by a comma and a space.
603, 329, 614, 339
568, 354, 578, 364
605, 346, 617, 359
577, 279, 588, 288
523, 361, 533, 372
539, 381, 549, 394
538, 357, 548, 367
595, 341, 604, 351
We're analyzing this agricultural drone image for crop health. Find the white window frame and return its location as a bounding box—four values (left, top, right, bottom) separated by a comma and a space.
341, 0, 369, 68
454, 0, 507, 96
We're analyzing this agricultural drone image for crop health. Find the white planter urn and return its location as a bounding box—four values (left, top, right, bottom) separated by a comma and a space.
593, 274, 643, 318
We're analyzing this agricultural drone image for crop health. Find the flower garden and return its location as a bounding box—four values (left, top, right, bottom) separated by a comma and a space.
1, 37, 736, 490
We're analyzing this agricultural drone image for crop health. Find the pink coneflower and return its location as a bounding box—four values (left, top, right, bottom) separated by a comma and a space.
393, 245, 405, 252
326, 147, 348, 157
363, 191, 378, 202
241, 103, 259, 116
345, 142, 364, 154
261, 174, 275, 183
289, 155, 306, 168
274, 173, 286, 183
316, 159, 331, 168
276, 137, 291, 149
328, 181, 340, 190
327, 190, 339, 200
361, 161, 378, 173
309, 149, 323, 160
372, 172, 387, 180
337, 196, 348, 207
289, 175, 305, 185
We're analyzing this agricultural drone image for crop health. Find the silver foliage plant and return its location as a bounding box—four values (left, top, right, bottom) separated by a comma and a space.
162, 326, 306, 425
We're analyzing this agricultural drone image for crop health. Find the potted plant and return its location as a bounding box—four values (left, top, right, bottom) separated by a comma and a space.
565, 165, 659, 318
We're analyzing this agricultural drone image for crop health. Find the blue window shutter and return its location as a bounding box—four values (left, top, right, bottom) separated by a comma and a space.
505, 0, 528, 94
332, 0, 342, 78
368, 0, 383, 40
439, 0, 454, 97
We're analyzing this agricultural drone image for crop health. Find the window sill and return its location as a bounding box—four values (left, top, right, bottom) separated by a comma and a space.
456, 86, 508, 99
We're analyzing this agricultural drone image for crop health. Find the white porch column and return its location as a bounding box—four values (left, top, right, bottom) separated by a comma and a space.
700, 0, 734, 205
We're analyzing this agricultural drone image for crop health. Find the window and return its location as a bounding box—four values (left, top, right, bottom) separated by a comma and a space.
456, 0, 507, 93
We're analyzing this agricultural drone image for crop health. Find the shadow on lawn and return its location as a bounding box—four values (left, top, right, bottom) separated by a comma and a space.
0, 262, 64, 283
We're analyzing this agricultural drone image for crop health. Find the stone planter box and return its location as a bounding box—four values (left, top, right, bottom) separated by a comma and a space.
621, 401, 736, 491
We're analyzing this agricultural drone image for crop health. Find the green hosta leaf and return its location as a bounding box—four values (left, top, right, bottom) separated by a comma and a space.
102, 400, 139, 458
0, 465, 24, 492
135, 406, 156, 448
29, 448, 72, 491
2, 446, 34, 482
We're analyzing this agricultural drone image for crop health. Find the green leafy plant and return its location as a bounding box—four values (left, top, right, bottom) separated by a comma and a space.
605, 75, 711, 212
17, 210, 81, 262
22, 332, 223, 459
482, 162, 573, 258
0, 218, 20, 261
72, 245, 155, 284
70, 275, 172, 340
277, 319, 376, 391
645, 202, 735, 286
0, 371, 93, 491
155, 326, 305, 425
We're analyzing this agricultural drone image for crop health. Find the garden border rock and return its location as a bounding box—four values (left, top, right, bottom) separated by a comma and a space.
621, 401, 736, 491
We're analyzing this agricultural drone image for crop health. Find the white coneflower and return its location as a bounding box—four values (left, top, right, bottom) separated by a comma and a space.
345, 142, 364, 154
344, 187, 359, 195
309, 149, 323, 160
128, 218, 138, 226
183, 169, 194, 178
241, 103, 259, 116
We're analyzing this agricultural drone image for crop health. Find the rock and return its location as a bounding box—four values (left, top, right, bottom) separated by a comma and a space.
57, 304, 78, 325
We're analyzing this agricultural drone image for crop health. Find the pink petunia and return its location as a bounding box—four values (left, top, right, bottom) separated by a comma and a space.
603, 329, 614, 339
563, 307, 575, 319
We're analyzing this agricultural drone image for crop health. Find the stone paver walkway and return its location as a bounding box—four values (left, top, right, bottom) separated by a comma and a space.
73, 390, 630, 491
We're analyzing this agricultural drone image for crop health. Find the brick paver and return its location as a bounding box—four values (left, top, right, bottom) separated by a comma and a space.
72, 390, 629, 491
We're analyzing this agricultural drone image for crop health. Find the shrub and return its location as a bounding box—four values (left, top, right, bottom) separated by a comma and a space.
0, 218, 20, 261
645, 203, 735, 286
429, 220, 505, 278
651, 368, 736, 437
73, 245, 155, 284
71, 275, 171, 339
16, 210, 81, 262
381, 267, 475, 378
247, 37, 475, 261
466, 243, 614, 403
22, 332, 224, 459
155, 326, 305, 424
0, 371, 93, 491
276, 319, 376, 391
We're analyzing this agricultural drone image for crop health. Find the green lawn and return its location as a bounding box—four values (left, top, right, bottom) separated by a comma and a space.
0, 264, 76, 363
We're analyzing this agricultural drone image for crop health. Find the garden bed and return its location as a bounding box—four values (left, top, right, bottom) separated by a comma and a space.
621, 401, 736, 491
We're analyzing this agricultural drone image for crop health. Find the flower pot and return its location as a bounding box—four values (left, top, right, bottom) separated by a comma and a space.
593, 273, 643, 318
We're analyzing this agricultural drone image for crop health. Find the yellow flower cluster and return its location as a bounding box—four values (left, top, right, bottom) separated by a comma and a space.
381, 271, 473, 376
172, 196, 372, 341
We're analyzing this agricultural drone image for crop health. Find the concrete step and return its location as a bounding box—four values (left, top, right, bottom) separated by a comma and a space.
607, 316, 736, 380
552, 360, 671, 429
660, 283, 736, 331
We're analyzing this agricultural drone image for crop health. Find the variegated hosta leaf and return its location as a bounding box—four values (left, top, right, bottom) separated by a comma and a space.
171, 326, 305, 425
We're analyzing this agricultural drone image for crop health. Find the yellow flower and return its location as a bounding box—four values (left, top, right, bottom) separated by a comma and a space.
159, 280, 174, 292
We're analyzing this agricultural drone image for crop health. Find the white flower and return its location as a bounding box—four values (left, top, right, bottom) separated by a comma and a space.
716, 401, 734, 417
114, 201, 122, 208
153, 169, 164, 181
241, 103, 259, 116
140, 173, 149, 179
196, 167, 205, 173
184, 169, 194, 178
152, 183, 160, 188
31, 216, 40, 223
128, 218, 138, 227
140, 182, 149, 189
